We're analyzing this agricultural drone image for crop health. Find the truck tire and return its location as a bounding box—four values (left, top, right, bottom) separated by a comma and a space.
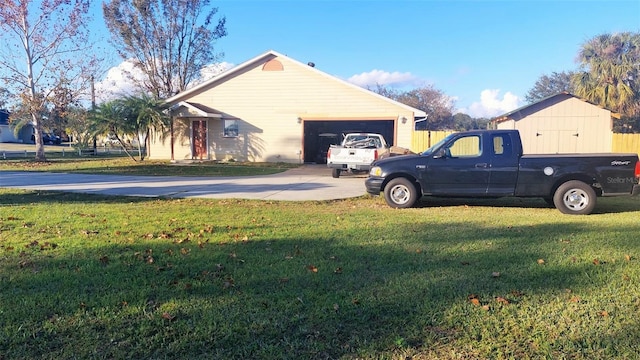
384, 177, 419, 208
332, 168, 341, 178
553, 180, 596, 215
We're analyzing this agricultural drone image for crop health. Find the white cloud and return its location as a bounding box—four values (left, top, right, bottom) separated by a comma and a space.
347, 69, 418, 88
94, 60, 235, 103
94, 60, 145, 103
462, 89, 520, 118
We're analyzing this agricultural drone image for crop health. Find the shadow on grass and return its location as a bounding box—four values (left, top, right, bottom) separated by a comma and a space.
2, 216, 638, 359
414, 195, 640, 214
0, 190, 154, 205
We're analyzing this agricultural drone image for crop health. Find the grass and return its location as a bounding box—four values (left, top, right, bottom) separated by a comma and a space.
1, 189, 640, 359
0, 157, 297, 176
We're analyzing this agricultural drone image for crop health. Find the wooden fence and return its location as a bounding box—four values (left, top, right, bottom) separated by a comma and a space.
612, 133, 640, 157
412, 130, 640, 157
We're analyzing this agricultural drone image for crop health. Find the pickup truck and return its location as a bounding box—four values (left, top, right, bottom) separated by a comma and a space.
327, 133, 390, 178
365, 129, 640, 215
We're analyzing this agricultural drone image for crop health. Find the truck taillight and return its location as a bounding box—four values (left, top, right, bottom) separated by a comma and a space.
636, 161, 640, 179
327, 148, 331, 159
373, 149, 378, 160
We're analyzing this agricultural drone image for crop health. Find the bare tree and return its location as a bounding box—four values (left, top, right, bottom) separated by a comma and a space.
103, 0, 227, 98
0, 0, 95, 160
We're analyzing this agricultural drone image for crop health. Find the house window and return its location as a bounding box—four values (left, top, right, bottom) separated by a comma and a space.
224, 119, 239, 137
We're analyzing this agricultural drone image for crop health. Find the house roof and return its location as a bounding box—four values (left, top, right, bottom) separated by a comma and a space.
164, 50, 427, 118
492, 92, 619, 124
169, 101, 222, 118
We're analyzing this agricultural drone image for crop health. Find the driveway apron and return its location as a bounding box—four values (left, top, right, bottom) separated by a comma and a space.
0, 166, 367, 201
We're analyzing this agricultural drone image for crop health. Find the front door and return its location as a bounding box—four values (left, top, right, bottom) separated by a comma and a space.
192, 120, 207, 160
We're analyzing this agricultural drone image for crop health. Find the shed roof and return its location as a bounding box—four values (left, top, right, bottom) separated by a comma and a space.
164, 50, 427, 117
492, 92, 619, 124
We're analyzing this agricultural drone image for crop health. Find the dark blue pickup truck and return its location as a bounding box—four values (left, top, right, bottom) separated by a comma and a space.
365, 129, 640, 215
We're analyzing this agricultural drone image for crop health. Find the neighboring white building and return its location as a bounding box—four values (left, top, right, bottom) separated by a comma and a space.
149, 50, 426, 163
0, 110, 33, 143
492, 93, 615, 154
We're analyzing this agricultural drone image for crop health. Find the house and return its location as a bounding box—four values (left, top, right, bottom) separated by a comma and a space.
492, 92, 616, 154
150, 50, 426, 163
0, 109, 33, 143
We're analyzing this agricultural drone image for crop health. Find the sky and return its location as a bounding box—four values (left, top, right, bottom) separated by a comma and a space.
92, 0, 640, 118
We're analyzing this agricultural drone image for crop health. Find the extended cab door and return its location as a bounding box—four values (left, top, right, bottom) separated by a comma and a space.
487, 132, 520, 196
422, 133, 490, 195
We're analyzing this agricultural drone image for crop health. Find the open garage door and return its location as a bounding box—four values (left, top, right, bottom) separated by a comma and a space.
303, 120, 395, 163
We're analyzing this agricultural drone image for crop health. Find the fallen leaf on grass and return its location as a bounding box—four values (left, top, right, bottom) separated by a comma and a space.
569, 296, 581, 303
491, 272, 501, 278
593, 258, 600, 265
468, 294, 480, 306
334, 267, 343, 274
162, 312, 176, 321
599, 310, 609, 317
223, 277, 235, 289
307, 265, 318, 273
624, 254, 631, 261
496, 297, 510, 304
537, 259, 545, 265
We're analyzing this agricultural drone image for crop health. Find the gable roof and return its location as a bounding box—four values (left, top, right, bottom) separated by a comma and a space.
164, 50, 427, 117
492, 92, 619, 124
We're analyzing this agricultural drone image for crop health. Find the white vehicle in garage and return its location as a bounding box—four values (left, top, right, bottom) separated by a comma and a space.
326, 133, 390, 178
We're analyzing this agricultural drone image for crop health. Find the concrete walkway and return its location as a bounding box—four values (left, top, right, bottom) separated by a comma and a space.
0, 165, 369, 201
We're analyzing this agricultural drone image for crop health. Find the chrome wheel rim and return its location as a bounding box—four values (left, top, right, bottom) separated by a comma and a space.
390, 184, 411, 205
563, 189, 589, 211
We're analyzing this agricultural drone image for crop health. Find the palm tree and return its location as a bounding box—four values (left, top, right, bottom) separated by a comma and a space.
88, 100, 138, 161
572, 32, 640, 121
121, 94, 170, 161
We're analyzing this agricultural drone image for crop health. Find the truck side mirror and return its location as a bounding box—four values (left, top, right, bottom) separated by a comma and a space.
433, 148, 447, 159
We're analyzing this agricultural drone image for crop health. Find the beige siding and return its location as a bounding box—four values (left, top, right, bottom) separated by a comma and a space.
150, 55, 416, 162
496, 97, 612, 154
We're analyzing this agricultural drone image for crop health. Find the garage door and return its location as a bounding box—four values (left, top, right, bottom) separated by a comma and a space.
303, 120, 394, 163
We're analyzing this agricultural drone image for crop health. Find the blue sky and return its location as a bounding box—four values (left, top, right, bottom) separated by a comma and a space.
93, 0, 640, 118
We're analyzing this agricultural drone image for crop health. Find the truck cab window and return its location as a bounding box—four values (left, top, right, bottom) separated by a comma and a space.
448, 135, 481, 157
492, 134, 512, 156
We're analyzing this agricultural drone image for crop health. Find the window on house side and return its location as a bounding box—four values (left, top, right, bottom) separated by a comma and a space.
224, 119, 239, 138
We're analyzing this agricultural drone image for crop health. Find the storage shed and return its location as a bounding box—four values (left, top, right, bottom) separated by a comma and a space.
492, 93, 616, 154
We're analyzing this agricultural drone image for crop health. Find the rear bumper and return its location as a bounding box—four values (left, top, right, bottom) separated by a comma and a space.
365, 177, 384, 195
327, 163, 372, 171
633, 184, 640, 196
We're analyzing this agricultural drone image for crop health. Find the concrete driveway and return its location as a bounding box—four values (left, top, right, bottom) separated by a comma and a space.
0, 165, 368, 201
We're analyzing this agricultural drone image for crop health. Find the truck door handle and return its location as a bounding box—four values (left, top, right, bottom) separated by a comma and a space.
475, 163, 488, 168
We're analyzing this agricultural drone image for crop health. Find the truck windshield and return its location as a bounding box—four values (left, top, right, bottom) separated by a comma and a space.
420, 134, 455, 156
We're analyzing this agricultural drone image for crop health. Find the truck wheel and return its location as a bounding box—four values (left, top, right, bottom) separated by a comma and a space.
384, 178, 419, 208
553, 180, 596, 215
332, 168, 341, 178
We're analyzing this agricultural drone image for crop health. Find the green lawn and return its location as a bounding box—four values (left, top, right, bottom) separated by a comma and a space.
0, 157, 297, 176
1, 188, 639, 359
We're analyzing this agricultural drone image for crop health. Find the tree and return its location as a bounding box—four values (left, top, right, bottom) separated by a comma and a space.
572, 32, 640, 128
89, 94, 169, 161
370, 84, 455, 130
120, 94, 170, 160
452, 113, 490, 131
103, 0, 227, 98
0, 0, 95, 161
525, 71, 576, 104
